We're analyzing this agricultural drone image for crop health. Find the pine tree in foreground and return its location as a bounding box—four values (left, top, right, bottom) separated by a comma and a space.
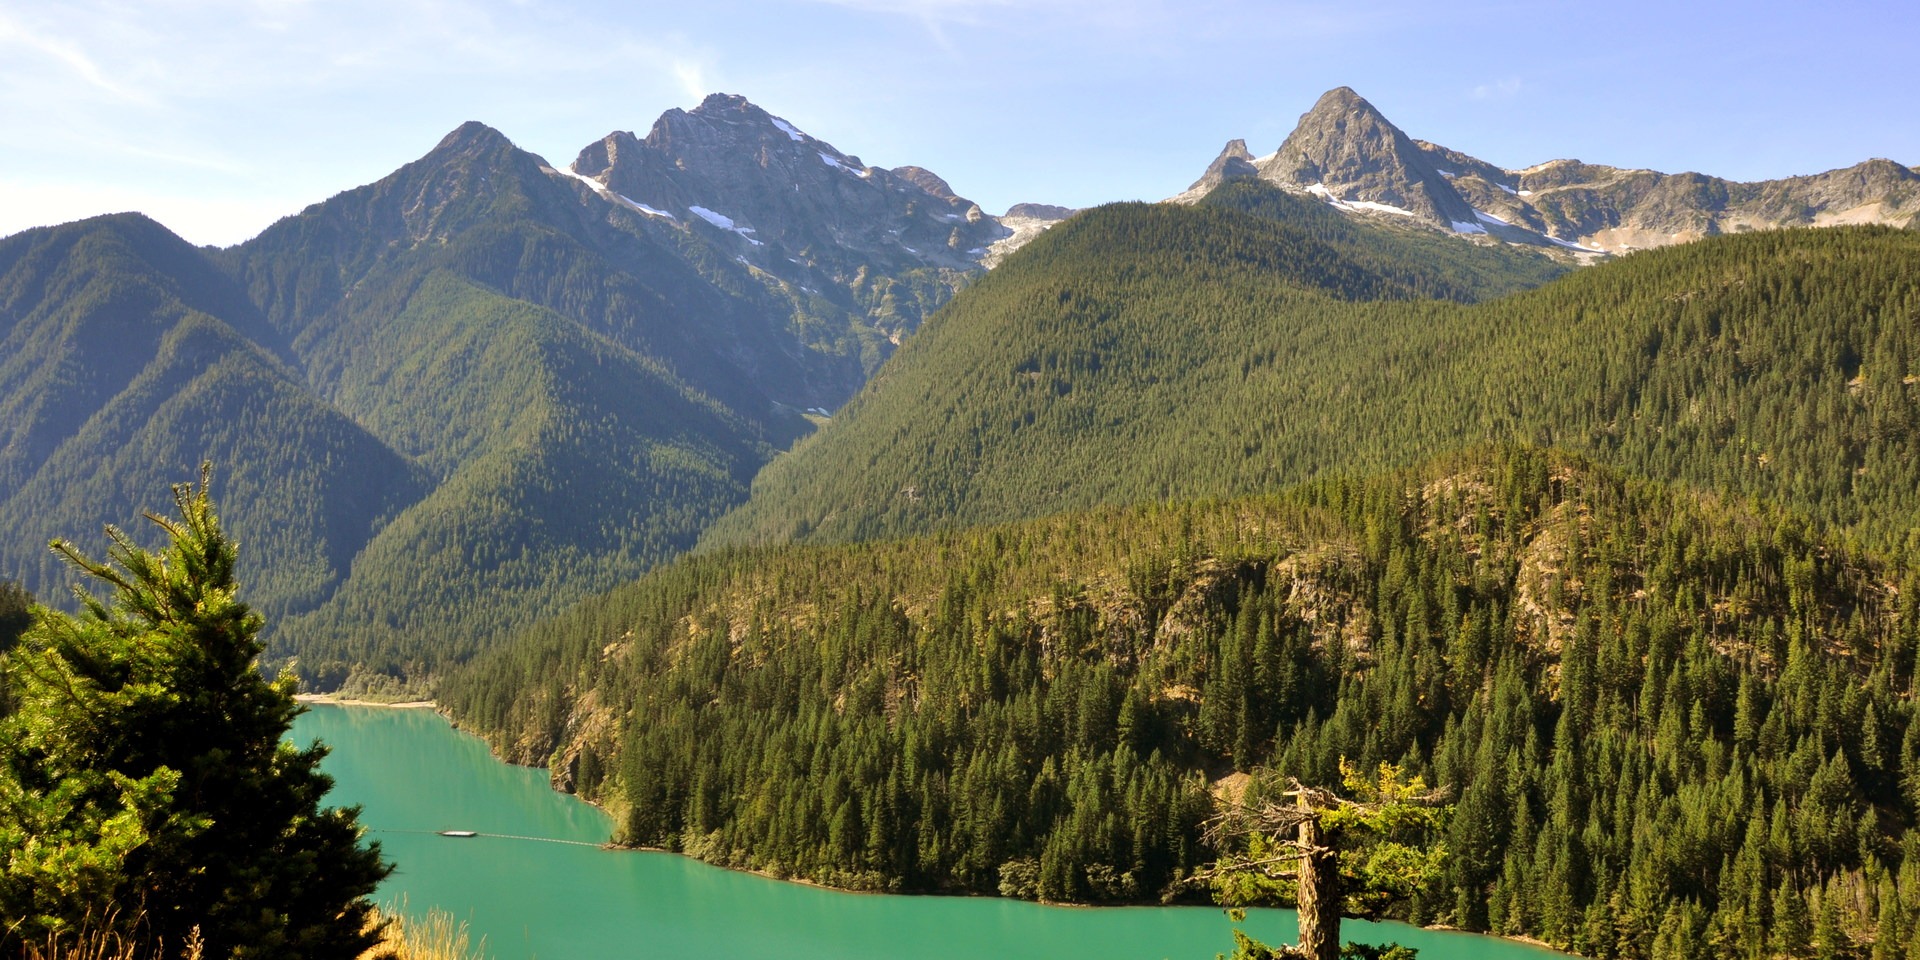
1198, 761, 1447, 960
0, 466, 390, 959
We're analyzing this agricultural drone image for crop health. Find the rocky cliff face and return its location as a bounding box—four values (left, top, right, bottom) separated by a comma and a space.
569, 94, 1011, 297
1256, 87, 1482, 229
1509, 155, 1920, 252
1171, 138, 1261, 203
563, 94, 1066, 347
983, 202, 1079, 267
1186, 87, 1920, 255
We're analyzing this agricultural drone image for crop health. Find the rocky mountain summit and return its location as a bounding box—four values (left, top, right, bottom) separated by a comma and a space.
1168, 139, 1260, 204
572, 94, 1008, 271
556, 94, 1088, 360
1259, 87, 1483, 229
565, 94, 1024, 343
1183, 86, 1920, 254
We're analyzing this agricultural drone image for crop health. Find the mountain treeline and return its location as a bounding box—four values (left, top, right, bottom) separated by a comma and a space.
445, 446, 1920, 958
707, 188, 1920, 557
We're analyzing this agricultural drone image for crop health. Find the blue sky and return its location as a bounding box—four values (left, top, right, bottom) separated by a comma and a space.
2, 0, 1913, 246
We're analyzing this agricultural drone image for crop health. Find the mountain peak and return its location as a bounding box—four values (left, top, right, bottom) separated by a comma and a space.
1256, 87, 1478, 227
1169, 139, 1260, 203
1307, 86, 1368, 114
1263, 87, 1411, 184
645, 93, 822, 153
568, 95, 1010, 274
572, 130, 640, 179
694, 92, 757, 115
892, 166, 956, 200
686, 93, 795, 135
433, 120, 514, 154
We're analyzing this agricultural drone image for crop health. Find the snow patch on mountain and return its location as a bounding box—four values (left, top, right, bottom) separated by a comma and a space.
689, 205, 738, 229
770, 117, 806, 142
619, 196, 675, 219
555, 166, 677, 219
819, 152, 871, 177
983, 205, 1073, 268
690, 205, 764, 245
1305, 183, 1417, 218
1543, 233, 1603, 252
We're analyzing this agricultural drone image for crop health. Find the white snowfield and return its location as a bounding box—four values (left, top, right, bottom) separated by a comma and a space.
1543, 233, 1602, 252
615, 196, 675, 219
689, 205, 738, 229
555, 166, 676, 219
690, 205, 765, 245
1305, 183, 1417, 218
819, 152, 862, 175
1286, 177, 1605, 253
770, 117, 806, 142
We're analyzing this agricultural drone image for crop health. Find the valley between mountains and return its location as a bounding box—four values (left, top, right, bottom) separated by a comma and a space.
5, 85, 1920, 959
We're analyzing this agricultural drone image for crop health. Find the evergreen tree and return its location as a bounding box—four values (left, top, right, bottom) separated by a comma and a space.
0, 468, 390, 958
1202, 761, 1450, 960
0, 580, 29, 717
0, 580, 28, 650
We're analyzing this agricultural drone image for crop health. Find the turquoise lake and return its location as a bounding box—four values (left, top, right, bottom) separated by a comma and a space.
295, 704, 1563, 960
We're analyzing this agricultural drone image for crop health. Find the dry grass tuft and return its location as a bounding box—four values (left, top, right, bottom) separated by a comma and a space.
14, 906, 483, 960
363, 904, 487, 960
16, 924, 200, 960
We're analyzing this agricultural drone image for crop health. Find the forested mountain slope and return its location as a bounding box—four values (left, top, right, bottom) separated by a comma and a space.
445, 446, 1920, 958
0, 214, 422, 623
219, 122, 814, 682
705, 192, 1920, 554
264, 272, 779, 682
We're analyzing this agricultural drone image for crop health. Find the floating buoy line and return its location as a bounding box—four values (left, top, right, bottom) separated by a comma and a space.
369, 828, 609, 848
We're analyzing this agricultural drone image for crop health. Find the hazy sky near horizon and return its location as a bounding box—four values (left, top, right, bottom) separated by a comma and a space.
1, 0, 1912, 246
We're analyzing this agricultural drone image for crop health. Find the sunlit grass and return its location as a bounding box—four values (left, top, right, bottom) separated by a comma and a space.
365, 903, 488, 960
15, 905, 484, 960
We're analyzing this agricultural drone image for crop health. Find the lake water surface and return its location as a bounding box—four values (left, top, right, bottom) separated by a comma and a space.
296, 704, 1562, 960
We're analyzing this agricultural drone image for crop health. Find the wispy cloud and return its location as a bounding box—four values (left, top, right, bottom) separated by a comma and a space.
0, 9, 159, 106
798, 0, 1031, 24
795, 0, 1178, 32
790, 0, 1191, 60
0, 0, 712, 106
1471, 77, 1524, 100
0, 0, 731, 244
671, 59, 712, 102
